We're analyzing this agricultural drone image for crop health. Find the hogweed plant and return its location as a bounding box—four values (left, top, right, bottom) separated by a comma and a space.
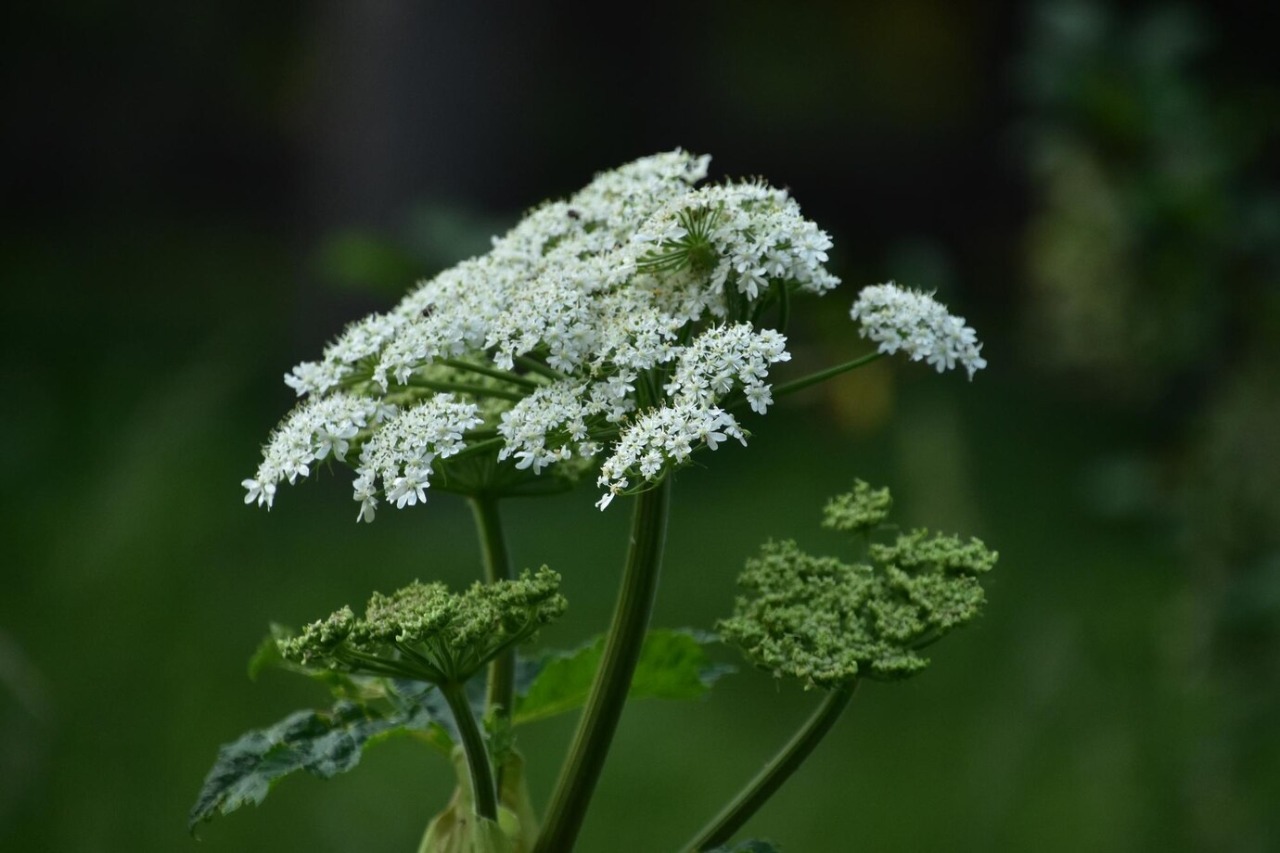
191, 151, 997, 852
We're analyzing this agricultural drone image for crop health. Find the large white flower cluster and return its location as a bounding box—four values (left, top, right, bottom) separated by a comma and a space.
244, 151, 840, 520
850, 282, 987, 379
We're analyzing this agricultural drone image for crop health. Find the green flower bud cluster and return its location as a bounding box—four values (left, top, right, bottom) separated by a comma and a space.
279, 567, 566, 685
720, 483, 996, 688
821, 479, 893, 533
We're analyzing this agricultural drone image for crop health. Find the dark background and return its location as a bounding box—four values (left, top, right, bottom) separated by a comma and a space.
3, 1, 1278, 850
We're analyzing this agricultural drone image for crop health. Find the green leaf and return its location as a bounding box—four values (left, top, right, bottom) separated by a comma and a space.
514, 629, 733, 725
246, 623, 292, 681
708, 842, 782, 853
188, 692, 439, 833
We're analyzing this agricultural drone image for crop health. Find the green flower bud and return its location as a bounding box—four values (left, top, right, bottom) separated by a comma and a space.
277, 606, 355, 666
720, 483, 997, 688
821, 479, 893, 534
278, 567, 566, 686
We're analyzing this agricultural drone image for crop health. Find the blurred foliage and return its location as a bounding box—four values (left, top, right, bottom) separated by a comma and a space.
1019, 2, 1280, 848
1019, 0, 1280, 402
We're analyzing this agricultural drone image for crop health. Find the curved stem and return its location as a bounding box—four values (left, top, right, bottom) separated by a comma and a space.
440, 357, 541, 389
335, 648, 431, 681
392, 641, 448, 683
514, 354, 567, 381
469, 496, 516, 719
441, 680, 499, 823
686, 680, 859, 852
770, 351, 883, 401
720, 351, 884, 417
533, 479, 672, 853
405, 376, 526, 402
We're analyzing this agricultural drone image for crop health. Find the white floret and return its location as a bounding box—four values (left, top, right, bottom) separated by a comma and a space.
850, 282, 987, 379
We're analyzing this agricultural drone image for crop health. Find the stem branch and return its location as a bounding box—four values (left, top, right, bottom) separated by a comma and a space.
441, 357, 541, 389
770, 351, 883, 400
405, 376, 526, 402
687, 680, 859, 851
469, 496, 516, 718
440, 681, 499, 823
514, 354, 567, 381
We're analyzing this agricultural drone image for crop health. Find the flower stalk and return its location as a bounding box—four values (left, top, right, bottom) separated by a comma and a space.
687, 680, 859, 851
533, 477, 672, 853
468, 495, 516, 719
439, 680, 499, 823
404, 376, 527, 402
439, 358, 543, 389
768, 350, 884, 401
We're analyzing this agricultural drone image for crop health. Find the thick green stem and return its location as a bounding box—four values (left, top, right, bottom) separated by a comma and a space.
533, 479, 672, 853
469, 496, 516, 719
770, 351, 883, 400
686, 680, 859, 851
440, 680, 499, 823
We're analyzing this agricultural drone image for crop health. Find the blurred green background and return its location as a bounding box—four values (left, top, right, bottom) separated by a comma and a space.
3, 1, 1277, 850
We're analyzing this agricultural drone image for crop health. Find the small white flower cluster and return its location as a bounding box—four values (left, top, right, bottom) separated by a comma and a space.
355, 395, 483, 522
850, 282, 987, 379
242, 392, 384, 509
663, 325, 790, 413
594, 404, 746, 510
245, 151, 843, 519
493, 322, 792, 502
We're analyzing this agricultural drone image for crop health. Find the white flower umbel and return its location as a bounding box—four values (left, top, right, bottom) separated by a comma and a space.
850, 282, 988, 379
594, 404, 746, 510
244, 150, 846, 518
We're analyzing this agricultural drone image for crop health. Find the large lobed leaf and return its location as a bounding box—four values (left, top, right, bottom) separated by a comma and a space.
189, 695, 438, 832
515, 628, 733, 724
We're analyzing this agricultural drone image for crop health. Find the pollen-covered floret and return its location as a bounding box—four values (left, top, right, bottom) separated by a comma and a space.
278, 567, 566, 685
719, 483, 997, 688
850, 282, 987, 379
